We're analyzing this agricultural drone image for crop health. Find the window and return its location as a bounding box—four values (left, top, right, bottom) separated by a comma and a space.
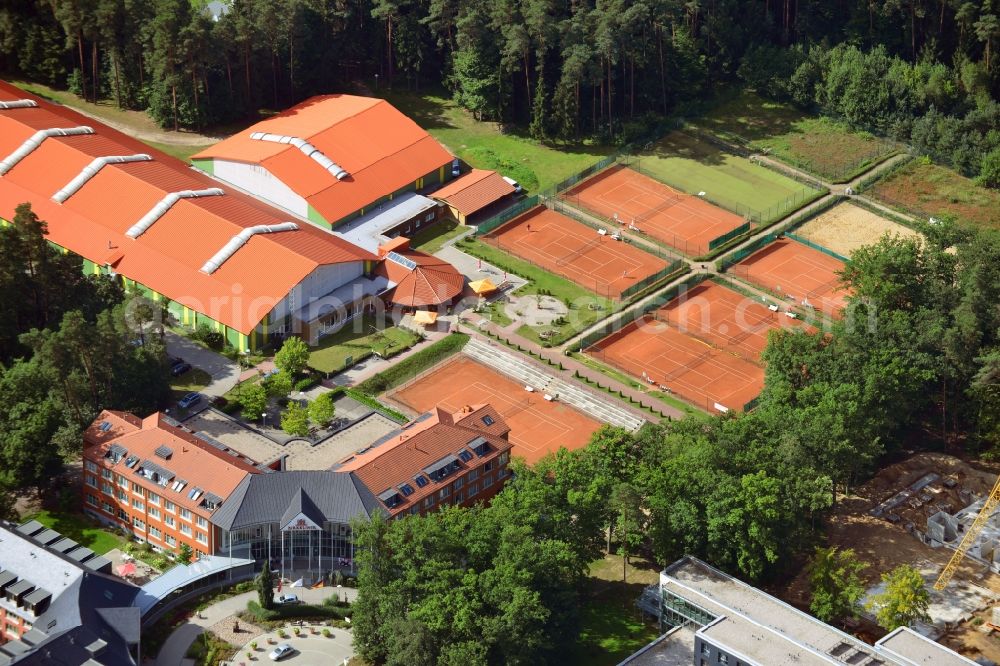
498, 467, 507, 479
117, 490, 128, 502
164, 500, 175, 513
483, 460, 494, 473
467, 469, 479, 482
118, 475, 128, 488
455, 491, 464, 503
468, 483, 478, 497
424, 212, 435, 222
86, 475, 98, 488
180, 523, 192, 536
132, 498, 144, 511
84, 460, 98, 473
458, 450, 473, 463
482, 414, 495, 426
196, 532, 208, 545
101, 482, 114, 495
102, 502, 114, 514
439, 486, 450, 500
718, 655, 728, 665
499, 452, 510, 464
164, 515, 175, 528
117, 509, 128, 521
148, 507, 160, 520
196, 516, 207, 528
423, 496, 435, 509
702, 645, 711, 657
147, 492, 159, 505
149, 526, 161, 539
165, 534, 176, 546
414, 475, 428, 488
86, 494, 98, 506
132, 517, 145, 531
101, 468, 113, 480
180, 508, 191, 521
483, 475, 494, 489
399, 484, 415, 497
409, 506, 419, 515
453, 476, 464, 490
132, 482, 143, 495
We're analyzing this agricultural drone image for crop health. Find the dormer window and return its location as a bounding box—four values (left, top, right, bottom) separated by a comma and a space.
378, 489, 402, 509
468, 436, 490, 457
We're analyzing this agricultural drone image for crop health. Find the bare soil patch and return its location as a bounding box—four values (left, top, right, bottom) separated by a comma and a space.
794, 202, 922, 257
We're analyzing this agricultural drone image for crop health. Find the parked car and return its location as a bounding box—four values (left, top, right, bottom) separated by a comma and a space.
451, 158, 461, 177
170, 362, 192, 377
276, 594, 300, 605
177, 392, 202, 409
502, 175, 523, 193
268, 644, 294, 661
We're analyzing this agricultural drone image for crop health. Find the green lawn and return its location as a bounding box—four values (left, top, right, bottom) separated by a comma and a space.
871, 159, 1000, 230
383, 90, 611, 193
698, 91, 897, 182
569, 555, 662, 666
145, 140, 215, 163
407, 219, 471, 254
455, 237, 614, 346
23, 509, 124, 555
169, 367, 212, 402
308, 317, 421, 374
634, 131, 824, 223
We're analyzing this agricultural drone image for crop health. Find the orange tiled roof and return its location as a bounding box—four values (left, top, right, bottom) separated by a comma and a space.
84, 410, 259, 514
337, 404, 511, 514
374, 248, 465, 307
0, 81, 376, 335
192, 95, 454, 225
430, 169, 515, 216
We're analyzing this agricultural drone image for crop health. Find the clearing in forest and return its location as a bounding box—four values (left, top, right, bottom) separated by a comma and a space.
870, 160, 1000, 230
697, 91, 898, 182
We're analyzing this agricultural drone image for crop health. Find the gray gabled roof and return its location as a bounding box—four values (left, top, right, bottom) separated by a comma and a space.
279, 488, 325, 529
211, 470, 384, 530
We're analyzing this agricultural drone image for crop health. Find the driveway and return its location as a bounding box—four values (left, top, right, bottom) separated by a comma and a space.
243, 628, 355, 666
166, 331, 239, 399
155, 585, 358, 666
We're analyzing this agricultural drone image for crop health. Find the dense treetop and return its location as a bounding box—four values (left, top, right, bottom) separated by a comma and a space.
1, 1, 998, 180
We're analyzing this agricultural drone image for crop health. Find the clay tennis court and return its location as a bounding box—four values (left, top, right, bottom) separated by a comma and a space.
389, 356, 603, 465
486, 206, 671, 298
731, 238, 849, 315
588, 315, 764, 413
654, 281, 811, 363
563, 165, 747, 256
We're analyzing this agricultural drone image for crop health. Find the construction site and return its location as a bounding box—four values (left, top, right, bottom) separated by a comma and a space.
781, 452, 1000, 664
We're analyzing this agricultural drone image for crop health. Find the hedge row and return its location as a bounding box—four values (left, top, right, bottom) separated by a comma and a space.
356, 333, 470, 396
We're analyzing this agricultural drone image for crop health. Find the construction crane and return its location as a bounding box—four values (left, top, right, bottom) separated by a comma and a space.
934, 473, 1000, 590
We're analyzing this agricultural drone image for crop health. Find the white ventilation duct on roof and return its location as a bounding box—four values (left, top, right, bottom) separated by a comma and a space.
0, 99, 38, 109
52, 154, 152, 203
126, 188, 225, 239
0, 126, 94, 176
250, 131, 349, 180
200, 222, 298, 274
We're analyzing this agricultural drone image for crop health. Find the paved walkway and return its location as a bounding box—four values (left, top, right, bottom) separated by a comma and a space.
155, 585, 358, 666
458, 318, 684, 420
235, 624, 354, 666
166, 331, 239, 399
